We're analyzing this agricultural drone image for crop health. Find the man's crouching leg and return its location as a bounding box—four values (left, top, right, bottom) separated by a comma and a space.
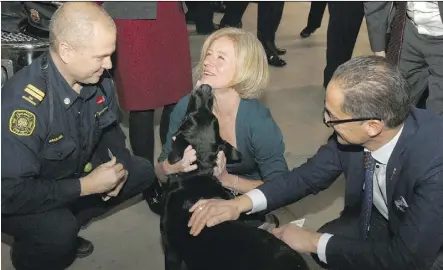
73, 155, 156, 227
2, 208, 79, 270
115, 155, 157, 202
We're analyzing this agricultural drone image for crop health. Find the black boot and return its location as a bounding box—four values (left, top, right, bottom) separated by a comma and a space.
76, 237, 94, 258
143, 179, 164, 216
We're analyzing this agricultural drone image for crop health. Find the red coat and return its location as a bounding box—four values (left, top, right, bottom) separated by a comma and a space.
110, 2, 193, 110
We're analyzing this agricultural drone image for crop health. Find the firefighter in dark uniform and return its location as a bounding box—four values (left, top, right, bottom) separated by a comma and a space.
1, 3, 155, 270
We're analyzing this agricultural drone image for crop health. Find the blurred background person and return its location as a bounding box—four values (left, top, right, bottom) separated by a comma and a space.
102, 1, 193, 214
365, 1, 443, 115
323, 1, 365, 89
300, 1, 327, 38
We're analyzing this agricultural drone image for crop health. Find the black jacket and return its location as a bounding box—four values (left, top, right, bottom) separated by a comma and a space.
1, 52, 131, 215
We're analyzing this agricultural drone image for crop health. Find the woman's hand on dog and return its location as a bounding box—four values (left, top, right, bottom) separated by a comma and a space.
213, 151, 227, 179
178, 145, 198, 172
188, 198, 241, 236
166, 136, 198, 174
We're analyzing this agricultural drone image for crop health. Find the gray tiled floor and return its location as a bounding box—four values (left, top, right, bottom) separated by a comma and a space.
1, 2, 372, 269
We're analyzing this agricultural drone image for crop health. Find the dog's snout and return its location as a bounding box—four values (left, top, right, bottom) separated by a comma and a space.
200, 84, 212, 93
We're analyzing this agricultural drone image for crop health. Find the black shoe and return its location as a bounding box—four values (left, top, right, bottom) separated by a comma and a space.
261, 40, 286, 56
76, 237, 94, 258
219, 20, 243, 29
143, 180, 164, 216
267, 54, 287, 67
300, 27, 316, 38
261, 41, 287, 67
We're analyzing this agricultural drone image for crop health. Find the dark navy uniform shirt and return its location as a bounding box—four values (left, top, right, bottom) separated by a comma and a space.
1, 52, 131, 215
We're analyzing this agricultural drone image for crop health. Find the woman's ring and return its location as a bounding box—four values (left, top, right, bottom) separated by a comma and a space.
198, 206, 204, 211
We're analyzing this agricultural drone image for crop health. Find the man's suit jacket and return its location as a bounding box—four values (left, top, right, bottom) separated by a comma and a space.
102, 1, 157, 20
258, 108, 443, 270
364, 1, 443, 52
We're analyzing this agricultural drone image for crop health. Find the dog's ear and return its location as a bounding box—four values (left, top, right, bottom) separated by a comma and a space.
168, 134, 190, 165
218, 142, 242, 164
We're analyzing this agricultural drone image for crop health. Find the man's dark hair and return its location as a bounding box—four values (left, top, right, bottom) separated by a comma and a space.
331, 55, 411, 128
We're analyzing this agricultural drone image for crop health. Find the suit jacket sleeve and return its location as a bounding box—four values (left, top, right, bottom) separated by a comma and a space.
326, 161, 443, 270
364, 1, 392, 52
257, 137, 343, 211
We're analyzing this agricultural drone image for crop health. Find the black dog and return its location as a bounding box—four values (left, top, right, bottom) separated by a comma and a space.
160, 84, 309, 270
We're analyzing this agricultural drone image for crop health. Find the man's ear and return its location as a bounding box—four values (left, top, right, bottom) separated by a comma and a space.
167, 134, 189, 165
58, 41, 74, 64
366, 119, 384, 138
219, 142, 242, 164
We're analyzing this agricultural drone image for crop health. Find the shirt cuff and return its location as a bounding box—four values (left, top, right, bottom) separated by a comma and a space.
317, 233, 333, 264
244, 189, 267, 214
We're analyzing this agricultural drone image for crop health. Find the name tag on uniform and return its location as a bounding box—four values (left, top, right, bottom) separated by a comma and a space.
48, 134, 64, 143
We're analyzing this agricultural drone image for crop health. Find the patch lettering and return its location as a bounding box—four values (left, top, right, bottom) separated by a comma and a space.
9, 110, 36, 136
48, 134, 64, 143
22, 95, 37, 106
22, 84, 45, 106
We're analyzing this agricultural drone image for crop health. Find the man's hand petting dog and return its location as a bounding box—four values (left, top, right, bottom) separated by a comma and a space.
272, 224, 322, 254
188, 198, 241, 236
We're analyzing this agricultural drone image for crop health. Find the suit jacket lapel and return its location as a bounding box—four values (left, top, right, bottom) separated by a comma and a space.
347, 149, 365, 207
386, 111, 418, 212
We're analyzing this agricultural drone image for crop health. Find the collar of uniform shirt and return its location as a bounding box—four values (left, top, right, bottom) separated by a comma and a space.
366, 125, 404, 165
47, 54, 97, 109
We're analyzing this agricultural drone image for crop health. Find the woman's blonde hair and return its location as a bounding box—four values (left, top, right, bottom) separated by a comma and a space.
193, 27, 269, 99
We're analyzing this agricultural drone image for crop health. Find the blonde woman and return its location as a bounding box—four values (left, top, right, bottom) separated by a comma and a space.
155, 27, 288, 228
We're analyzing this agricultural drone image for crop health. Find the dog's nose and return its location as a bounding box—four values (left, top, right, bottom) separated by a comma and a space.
200, 84, 212, 92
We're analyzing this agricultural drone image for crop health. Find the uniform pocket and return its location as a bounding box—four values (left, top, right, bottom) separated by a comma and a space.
40, 137, 77, 179
96, 107, 117, 130
42, 137, 76, 160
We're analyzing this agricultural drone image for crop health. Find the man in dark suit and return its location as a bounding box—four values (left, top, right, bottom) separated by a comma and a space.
187, 56, 443, 270
364, 2, 443, 116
